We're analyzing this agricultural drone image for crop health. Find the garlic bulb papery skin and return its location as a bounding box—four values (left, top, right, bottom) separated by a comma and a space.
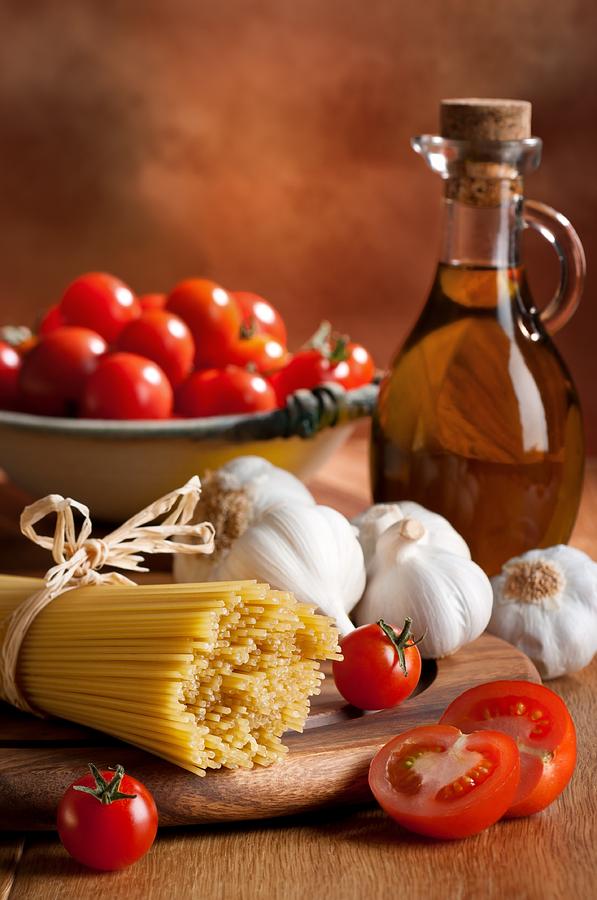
489, 546, 597, 680
209, 455, 316, 518
173, 456, 365, 635
355, 517, 492, 658
353, 502, 470, 573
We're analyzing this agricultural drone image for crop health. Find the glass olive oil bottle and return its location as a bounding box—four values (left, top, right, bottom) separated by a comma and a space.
371, 99, 585, 575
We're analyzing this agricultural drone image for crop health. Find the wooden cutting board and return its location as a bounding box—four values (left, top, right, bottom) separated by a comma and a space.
0, 633, 538, 831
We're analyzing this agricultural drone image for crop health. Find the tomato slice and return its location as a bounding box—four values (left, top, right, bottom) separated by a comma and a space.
369, 724, 520, 839
439, 680, 576, 818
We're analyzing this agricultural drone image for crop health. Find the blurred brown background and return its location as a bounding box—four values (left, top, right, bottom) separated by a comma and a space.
1, 0, 596, 444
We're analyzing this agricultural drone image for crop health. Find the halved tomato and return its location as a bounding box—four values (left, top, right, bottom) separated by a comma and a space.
369, 724, 520, 840
439, 680, 576, 818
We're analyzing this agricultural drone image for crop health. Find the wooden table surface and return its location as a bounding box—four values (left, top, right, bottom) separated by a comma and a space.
1, 433, 596, 900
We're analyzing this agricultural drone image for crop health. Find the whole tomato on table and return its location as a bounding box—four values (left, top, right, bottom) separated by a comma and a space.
57, 763, 157, 871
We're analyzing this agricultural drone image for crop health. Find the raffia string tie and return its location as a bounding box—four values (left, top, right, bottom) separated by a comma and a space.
0, 476, 215, 715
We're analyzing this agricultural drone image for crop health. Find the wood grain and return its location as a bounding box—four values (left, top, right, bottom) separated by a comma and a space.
0, 635, 538, 831
1, 437, 597, 899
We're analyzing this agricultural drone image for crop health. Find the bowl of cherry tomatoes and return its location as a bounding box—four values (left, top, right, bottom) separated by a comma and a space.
0, 272, 377, 519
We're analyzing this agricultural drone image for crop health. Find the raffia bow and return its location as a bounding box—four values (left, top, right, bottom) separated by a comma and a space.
0, 477, 215, 714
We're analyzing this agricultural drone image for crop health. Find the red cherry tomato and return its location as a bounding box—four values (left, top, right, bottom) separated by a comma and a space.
224, 334, 288, 374
60, 272, 141, 342
139, 293, 166, 312
116, 310, 195, 387
269, 349, 345, 405
369, 724, 520, 840
57, 763, 157, 871
332, 342, 375, 390
82, 352, 173, 420
18, 327, 107, 416
0, 341, 22, 409
166, 279, 242, 368
176, 366, 277, 418
333, 619, 421, 710
439, 680, 576, 818
0, 341, 21, 410
233, 291, 287, 346
38, 303, 65, 335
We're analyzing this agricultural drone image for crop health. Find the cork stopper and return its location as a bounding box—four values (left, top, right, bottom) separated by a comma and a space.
441, 98, 531, 141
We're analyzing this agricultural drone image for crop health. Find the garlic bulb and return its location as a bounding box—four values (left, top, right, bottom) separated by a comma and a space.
353, 501, 470, 572
355, 516, 492, 658
174, 456, 365, 635
489, 546, 597, 679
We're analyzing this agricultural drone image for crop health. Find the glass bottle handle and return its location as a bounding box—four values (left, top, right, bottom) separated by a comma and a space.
523, 199, 586, 334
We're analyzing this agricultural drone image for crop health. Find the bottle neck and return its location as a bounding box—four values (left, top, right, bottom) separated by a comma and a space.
440, 178, 524, 269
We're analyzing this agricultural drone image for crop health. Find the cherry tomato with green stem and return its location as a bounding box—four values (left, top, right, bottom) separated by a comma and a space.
332, 342, 375, 390
117, 310, 195, 387
60, 272, 141, 342
333, 618, 422, 710
18, 327, 107, 416
233, 291, 287, 346
57, 763, 157, 871
81, 352, 173, 420
224, 333, 288, 374
176, 366, 277, 418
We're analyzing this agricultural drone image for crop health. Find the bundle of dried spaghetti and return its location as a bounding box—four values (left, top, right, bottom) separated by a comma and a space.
0, 480, 340, 776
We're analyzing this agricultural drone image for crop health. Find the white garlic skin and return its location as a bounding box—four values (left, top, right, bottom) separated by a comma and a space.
210, 504, 364, 636
174, 456, 364, 636
355, 518, 492, 658
489, 545, 597, 680
211, 455, 315, 517
353, 501, 470, 573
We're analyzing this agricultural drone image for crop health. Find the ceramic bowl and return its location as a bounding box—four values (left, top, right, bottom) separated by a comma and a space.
0, 382, 378, 520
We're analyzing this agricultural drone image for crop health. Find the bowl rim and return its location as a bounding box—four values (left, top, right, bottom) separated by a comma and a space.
0, 381, 379, 442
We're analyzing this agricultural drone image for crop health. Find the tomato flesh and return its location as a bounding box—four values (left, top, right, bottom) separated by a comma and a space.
439, 680, 576, 817
369, 724, 520, 840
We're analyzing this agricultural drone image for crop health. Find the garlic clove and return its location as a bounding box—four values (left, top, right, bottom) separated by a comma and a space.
179, 499, 365, 637
353, 501, 470, 572
355, 521, 492, 659
352, 503, 404, 570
